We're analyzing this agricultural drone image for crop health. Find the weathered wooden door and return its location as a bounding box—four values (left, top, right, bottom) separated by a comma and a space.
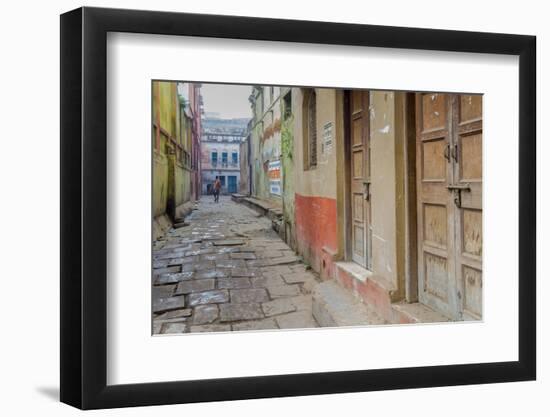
452, 95, 483, 320
416, 93, 482, 320
350, 91, 372, 269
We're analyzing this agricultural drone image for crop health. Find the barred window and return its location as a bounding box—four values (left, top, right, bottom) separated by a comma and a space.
307, 90, 317, 168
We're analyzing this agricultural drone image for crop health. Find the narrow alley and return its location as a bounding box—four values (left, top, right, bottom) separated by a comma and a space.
152, 81, 482, 331
152, 196, 321, 334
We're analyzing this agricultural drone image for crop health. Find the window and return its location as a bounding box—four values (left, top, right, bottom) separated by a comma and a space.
211, 151, 218, 166
303, 89, 317, 169
283, 91, 292, 120
270, 86, 274, 103
232, 152, 238, 166
222, 152, 228, 167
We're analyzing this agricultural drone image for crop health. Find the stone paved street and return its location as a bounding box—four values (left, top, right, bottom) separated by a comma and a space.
152, 196, 321, 334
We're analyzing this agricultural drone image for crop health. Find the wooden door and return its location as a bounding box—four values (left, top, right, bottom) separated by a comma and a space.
350, 91, 372, 269
416, 93, 483, 320
228, 175, 237, 193
452, 95, 483, 320
416, 93, 457, 318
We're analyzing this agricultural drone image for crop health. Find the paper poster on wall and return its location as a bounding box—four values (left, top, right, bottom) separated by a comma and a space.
268, 160, 281, 196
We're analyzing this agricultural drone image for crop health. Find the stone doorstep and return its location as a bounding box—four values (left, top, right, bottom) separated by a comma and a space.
334, 261, 398, 323
331, 262, 452, 325
312, 280, 385, 328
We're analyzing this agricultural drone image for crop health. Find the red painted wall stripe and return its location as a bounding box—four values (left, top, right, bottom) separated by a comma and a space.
294, 193, 338, 277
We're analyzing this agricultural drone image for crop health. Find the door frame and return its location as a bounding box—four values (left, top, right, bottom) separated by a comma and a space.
343, 89, 372, 269
404, 93, 419, 303
343, 91, 420, 302
343, 90, 352, 262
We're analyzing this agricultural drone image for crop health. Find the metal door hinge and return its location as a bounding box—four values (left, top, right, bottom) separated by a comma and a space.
363, 181, 371, 201
444, 143, 450, 162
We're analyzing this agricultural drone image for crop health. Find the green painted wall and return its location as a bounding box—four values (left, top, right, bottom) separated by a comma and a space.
249, 87, 283, 202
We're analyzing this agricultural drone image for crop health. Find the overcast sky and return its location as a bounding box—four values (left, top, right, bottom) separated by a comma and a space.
201, 83, 253, 119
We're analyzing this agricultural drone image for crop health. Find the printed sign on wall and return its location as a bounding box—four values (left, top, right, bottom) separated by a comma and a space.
322, 121, 333, 154
268, 160, 282, 196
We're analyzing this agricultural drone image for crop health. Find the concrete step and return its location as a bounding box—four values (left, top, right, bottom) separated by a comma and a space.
312, 280, 386, 328
232, 194, 283, 220
391, 301, 450, 324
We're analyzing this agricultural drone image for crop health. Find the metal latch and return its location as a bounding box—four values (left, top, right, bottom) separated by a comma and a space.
447, 183, 470, 208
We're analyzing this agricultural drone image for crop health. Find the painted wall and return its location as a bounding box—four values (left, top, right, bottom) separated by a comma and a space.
152, 81, 197, 220
249, 86, 283, 201
368, 91, 407, 293
292, 88, 341, 278
239, 135, 250, 194
280, 88, 296, 249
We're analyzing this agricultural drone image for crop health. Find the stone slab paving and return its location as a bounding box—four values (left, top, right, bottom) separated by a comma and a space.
152, 196, 321, 335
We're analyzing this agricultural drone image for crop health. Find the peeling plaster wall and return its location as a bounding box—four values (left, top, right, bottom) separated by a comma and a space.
369, 91, 406, 291
250, 86, 283, 202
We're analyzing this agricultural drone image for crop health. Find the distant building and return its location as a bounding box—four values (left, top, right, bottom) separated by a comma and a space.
200, 117, 249, 195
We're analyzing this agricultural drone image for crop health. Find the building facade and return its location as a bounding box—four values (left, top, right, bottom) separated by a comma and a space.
247, 86, 284, 201
201, 117, 248, 195
242, 87, 483, 323
152, 81, 202, 237
178, 82, 203, 201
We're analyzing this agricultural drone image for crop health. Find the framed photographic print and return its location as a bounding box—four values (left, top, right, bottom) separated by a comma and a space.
60, 6, 536, 410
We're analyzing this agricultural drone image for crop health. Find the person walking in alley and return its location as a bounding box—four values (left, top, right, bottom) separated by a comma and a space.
213, 177, 221, 203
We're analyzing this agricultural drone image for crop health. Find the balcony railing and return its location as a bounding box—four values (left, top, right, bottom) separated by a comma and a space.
209, 160, 239, 169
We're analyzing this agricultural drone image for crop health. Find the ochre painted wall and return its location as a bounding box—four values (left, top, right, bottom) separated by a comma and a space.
293, 88, 338, 199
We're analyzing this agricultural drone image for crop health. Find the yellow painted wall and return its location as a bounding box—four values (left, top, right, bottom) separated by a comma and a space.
292, 88, 339, 199
152, 81, 194, 219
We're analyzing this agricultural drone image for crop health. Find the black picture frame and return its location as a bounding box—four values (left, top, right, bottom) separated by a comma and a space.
60, 6, 536, 410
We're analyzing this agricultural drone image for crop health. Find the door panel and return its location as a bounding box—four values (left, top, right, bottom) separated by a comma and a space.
416, 93, 483, 320
421, 93, 447, 131
453, 95, 483, 320
416, 93, 457, 318
350, 91, 371, 269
